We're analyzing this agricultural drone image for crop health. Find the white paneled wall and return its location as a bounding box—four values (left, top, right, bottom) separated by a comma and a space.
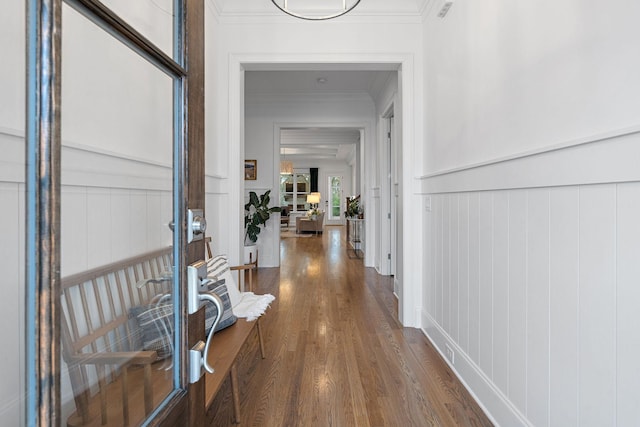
1, 137, 174, 420
0, 182, 24, 425
616, 185, 640, 425
423, 182, 640, 427
61, 186, 172, 276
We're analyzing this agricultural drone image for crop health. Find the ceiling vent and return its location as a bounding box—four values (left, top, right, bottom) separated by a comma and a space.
437, 1, 453, 18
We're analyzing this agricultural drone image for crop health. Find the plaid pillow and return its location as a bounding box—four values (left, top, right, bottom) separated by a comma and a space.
203, 279, 237, 333
206, 255, 229, 280
130, 300, 173, 360
129, 279, 237, 360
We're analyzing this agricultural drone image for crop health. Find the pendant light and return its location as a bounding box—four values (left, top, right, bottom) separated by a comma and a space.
280, 148, 293, 174
271, 0, 361, 21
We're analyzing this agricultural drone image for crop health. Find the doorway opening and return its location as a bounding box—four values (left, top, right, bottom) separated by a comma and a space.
236, 59, 420, 327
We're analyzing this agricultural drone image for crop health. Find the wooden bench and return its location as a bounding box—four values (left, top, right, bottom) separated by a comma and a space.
61, 246, 266, 426
204, 318, 258, 421
61, 248, 174, 427
204, 238, 265, 423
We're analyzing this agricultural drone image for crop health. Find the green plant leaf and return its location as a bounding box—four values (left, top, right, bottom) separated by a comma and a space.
262, 191, 271, 206
244, 189, 279, 243
249, 191, 259, 207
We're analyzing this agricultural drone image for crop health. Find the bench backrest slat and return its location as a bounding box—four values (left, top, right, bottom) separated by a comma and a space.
62, 248, 173, 358
103, 274, 120, 353
61, 247, 173, 416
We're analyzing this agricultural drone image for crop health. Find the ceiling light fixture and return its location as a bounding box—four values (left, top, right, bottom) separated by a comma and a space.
280, 160, 293, 174
271, 0, 361, 21
280, 148, 294, 174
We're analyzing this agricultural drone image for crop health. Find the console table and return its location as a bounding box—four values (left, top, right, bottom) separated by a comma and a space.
346, 218, 364, 258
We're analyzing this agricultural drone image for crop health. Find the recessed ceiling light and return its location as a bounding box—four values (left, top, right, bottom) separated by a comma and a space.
316, 77, 327, 84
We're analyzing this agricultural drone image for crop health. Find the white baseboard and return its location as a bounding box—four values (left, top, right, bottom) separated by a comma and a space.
421, 311, 531, 427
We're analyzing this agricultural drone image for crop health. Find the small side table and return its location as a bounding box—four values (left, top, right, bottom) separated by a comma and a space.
346, 218, 364, 258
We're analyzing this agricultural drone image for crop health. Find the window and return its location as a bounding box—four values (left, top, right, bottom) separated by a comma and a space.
281, 171, 310, 212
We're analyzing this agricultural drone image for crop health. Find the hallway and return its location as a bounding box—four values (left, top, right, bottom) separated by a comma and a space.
207, 226, 492, 426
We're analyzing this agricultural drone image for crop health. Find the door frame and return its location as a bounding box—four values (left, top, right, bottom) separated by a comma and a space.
25, 0, 206, 424
379, 103, 396, 278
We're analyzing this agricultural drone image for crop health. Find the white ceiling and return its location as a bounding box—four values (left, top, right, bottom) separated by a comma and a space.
246, 70, 390, 162
209, 0, 431, 18
245, 70, 390, 96
280, 128, 360, 161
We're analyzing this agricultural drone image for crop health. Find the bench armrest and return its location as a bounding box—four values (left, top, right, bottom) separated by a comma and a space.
229, 264, 256, 272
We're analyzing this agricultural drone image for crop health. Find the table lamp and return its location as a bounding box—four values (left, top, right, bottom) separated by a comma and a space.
306, 192, 321, 209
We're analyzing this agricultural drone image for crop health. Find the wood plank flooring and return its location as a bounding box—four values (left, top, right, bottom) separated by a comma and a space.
206, 226, 493, 426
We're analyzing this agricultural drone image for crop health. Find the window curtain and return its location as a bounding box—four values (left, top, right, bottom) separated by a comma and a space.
310, 168, 318, 193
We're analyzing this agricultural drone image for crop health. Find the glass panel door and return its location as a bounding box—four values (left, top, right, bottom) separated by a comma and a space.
59, 5, 175, 425
24, 0, 205, 424
101, 0, 174, 57
328, 175, 342, 222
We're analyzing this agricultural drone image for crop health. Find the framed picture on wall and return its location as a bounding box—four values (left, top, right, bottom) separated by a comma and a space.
244, 160, 257, 180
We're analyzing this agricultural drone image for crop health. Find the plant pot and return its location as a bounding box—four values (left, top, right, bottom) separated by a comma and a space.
244, 243, 258, 265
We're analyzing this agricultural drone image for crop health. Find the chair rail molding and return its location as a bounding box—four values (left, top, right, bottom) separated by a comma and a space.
420, 125, 640, 195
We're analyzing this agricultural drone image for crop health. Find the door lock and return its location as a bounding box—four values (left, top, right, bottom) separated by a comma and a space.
187, 209, 207, 243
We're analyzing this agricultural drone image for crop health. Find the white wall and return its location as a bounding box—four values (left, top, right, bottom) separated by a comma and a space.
0, 144, 24, 426
421, 0, 640, 425
423, 0, 640, 175
0, 0, 27, 422
423, 175, 640, 427
244, 92, 373, 266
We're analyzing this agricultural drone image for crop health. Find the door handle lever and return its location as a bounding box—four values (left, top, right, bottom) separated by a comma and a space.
188, 261, 223, 382
189, 292, 223, 382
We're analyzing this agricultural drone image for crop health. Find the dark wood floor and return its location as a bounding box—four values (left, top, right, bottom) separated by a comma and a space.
207, 226, 493, 426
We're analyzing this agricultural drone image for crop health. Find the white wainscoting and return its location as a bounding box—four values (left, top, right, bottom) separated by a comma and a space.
0, 133, 174, 421
205, 174, 233, 261
60, 186, 173, 276
422, 182, 640, 426
0, 182, 25, 425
